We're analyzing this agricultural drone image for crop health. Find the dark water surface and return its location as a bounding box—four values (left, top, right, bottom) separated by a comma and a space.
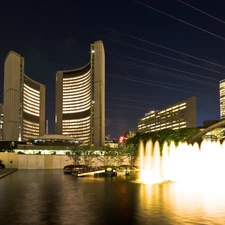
0, 170, 225, 225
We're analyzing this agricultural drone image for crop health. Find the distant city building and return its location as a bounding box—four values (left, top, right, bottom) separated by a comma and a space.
203, 120, 220, 127
138, 96, 196, 133
200, 120, 225, 142
0, 104, 3, 140
55, 40, 105, 148
3, 51, 46, 141
220, 79, 225, 119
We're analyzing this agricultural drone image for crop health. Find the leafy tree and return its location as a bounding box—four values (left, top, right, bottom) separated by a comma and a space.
95, 145, 115, 166
68, 145, 84, 165
80, 145, 97, 167
123, 143, 138, 165
68, 144, 98, 167
124, 127, 202, 153
113, 147, 128, 166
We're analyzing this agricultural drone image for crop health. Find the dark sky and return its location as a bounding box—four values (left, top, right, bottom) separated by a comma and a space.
0, 0, 225, 139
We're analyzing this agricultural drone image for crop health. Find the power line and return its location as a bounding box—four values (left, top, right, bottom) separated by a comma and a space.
109, 52, 219, 82
108, 103, 149, 110
178, 0, 225, 25
133, 0, 225, 42
107, 93, 178, 99
109, 73, 203, 91
100, 25, 225, 69
108, 73, 200, 94
95, 33, 225, 76
107, 96, 166, 105
113, 60, 217, 87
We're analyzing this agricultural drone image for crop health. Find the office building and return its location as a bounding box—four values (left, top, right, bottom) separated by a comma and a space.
220, 79, 225, 119
138, 96, 196, 133
0, 104, 3, 140
55, 40, 105, 148
3, 51, 46, 141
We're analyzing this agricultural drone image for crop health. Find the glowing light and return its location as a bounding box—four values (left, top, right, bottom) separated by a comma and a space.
139, 140, 225, 186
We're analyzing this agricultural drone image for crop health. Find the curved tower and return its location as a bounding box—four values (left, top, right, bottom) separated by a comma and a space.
220, 79, 225, 119
3, 51, 46, 141
55, 40, 105, 147
22, 75, 46, 140
55, 64, 92, 143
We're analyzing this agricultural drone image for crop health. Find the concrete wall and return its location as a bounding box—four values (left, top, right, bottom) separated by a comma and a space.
0, 152, 18, 168
0, 152, 135, 169
0, 153, 73, 169
93, 40, 105, 148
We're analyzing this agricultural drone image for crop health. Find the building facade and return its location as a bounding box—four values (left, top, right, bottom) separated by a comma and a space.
3, 51, 46, 141
0, 104, 3, 140
138, 96, 196, 133
55, 40, 105, 148
220, 79, 225, 119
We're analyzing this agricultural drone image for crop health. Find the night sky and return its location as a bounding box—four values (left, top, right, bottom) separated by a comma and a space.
0, 0, 225, 139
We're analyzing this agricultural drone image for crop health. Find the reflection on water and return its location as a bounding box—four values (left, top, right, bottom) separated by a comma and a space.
0, 170, 225, 225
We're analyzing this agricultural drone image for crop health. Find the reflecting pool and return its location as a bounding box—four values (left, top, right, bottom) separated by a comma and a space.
0, 170, 225, 225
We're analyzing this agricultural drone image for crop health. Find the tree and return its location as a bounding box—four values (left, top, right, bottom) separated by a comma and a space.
124, 127, 202, 153
113, 147, 128, 166
80, 145, 97, 167
124, 143, 139, 166
95, 145, 115, 167
68, 145, 83, 165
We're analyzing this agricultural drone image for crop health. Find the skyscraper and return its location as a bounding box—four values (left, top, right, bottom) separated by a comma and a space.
55, 40, 105, 148
220, 79, 225, 119
3, 51, 46, 141
0, 104, 3, 140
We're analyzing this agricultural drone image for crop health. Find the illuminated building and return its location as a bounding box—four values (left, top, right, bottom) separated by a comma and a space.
138, 96, 196, 133
0, 104, 3, 140
220, 79, 225, 119
3, 51, 46, 141
55, 40, 105, 148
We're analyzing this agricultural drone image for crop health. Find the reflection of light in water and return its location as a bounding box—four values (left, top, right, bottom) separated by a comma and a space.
139, 140, 225, 186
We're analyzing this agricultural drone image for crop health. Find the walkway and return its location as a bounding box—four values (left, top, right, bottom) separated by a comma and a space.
0, 168, 18, 179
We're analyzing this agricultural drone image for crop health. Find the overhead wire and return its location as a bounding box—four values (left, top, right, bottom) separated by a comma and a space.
178, 0, 225, 25
95, 33, 225, 76
112, 59, 217, 86
108, 73, 200, 94
109, 52, 219, 82
109, 72, 205, 91
133, 0, 225, 42
100, 25, 225, 69
107, 96, 169, 105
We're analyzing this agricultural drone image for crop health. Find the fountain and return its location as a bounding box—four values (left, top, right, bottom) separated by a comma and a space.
139, 139, 225, 184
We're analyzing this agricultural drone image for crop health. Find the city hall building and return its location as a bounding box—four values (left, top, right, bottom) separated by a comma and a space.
55, 40, 105, 148
0, 104, 3, 140
138, 96, 196, 133
3, 51, 46, 141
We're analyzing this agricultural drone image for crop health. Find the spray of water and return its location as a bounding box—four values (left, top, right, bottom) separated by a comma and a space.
139, 140, 225, 184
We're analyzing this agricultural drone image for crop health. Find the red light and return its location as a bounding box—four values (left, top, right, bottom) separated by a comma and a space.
119, 136, 125, 143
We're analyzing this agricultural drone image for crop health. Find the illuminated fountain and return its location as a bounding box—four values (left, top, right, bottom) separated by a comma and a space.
139, 139, 225, 184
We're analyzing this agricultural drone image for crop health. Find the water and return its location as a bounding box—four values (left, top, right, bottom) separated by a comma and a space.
139, 140, 225, 184
1, 170, 225, 225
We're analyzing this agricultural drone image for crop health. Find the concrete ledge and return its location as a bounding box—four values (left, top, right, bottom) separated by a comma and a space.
0, 169, 18, 179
